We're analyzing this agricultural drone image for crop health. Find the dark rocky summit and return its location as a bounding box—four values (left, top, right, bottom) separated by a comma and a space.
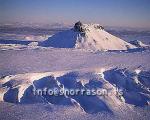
74, 21, 85, 32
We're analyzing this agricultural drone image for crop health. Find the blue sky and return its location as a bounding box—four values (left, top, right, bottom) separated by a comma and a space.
0, 0, 150, 28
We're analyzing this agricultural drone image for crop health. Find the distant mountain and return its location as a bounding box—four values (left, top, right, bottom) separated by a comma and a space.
39, 21, 136, 51
0, 22, 71, 29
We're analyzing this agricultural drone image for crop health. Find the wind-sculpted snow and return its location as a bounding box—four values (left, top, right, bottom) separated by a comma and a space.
0, 68, 150, 114
104, 68, 150, 106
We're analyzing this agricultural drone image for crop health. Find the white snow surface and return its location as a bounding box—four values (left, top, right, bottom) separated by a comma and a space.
0, 23, 150, 120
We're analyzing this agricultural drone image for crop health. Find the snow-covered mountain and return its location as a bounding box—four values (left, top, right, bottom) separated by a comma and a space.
40, 21, 136, 51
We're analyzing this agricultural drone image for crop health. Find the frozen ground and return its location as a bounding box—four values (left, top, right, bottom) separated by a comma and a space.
0, 25, 150, 120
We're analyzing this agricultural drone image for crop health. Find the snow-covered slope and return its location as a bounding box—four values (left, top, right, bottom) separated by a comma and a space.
39, 22, 136, 51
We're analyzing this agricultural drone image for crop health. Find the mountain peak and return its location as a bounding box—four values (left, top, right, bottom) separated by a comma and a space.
74, 21, 104, 32
74, 21, 84, 32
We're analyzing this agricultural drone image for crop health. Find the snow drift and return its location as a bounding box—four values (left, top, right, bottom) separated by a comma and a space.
1, 68, 150, 113
39, 21, 136, 51
129, 40, 149, 48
